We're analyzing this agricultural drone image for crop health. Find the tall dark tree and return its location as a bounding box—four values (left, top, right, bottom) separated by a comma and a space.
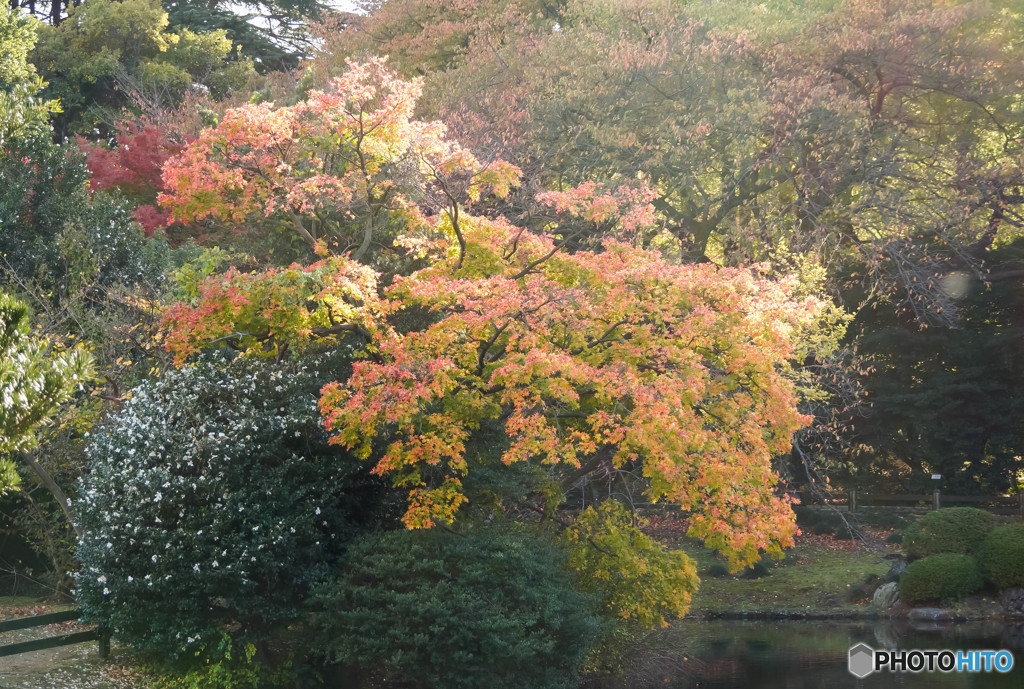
849, 239, 1024, 494
163, 0, 325, 70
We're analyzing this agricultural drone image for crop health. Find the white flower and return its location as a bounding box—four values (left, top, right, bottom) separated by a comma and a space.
97, 575, 107, 583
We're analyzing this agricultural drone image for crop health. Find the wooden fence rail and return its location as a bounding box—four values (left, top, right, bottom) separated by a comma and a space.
0, 609, 108, 658
787, 490, 1024, 516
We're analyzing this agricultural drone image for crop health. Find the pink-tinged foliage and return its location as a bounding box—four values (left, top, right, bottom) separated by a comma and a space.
537, 182, 658, 234
131, 205, 174, 237
159, 58, 521, 259
78, 124, 182, 236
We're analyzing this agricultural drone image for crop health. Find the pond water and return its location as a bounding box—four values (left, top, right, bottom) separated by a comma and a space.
588, 619, 1024, 688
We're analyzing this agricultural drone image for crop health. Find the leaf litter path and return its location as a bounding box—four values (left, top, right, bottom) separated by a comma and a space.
0, 605, 143, 689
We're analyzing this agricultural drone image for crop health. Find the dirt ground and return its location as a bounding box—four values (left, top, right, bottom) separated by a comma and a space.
0, 604, 144, 689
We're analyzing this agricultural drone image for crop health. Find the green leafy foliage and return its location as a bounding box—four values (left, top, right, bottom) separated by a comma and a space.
309, 526, 605, 689
0, 292, 93, 473
979, 524, 1024, 590
141, 632, 293, 689
561, 501, 699, 627
0, 132, 170, 302
0, 7, 60, 146
32, 0, 255, 136
899, 553, 983, 604
901, 508, 996, 560
164, 0, 323, 71
75, 352, 394, 659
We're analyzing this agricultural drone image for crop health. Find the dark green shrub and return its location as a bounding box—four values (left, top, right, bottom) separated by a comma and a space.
902, 508, 995, 559
75, 352, 393, 660
859, 510, 916, 532
899, 553, 983, 604
793, 505, 855, 539
743, 560, 772, 578
979, 523, 1024, 590
310, 527, 605, 689
0, 133, 170, 297
706, 562, 730, 578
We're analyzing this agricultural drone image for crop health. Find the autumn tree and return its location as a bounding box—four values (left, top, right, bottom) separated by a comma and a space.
77, 123, 182, 236
160, 58, 519, 264
164, 166, 828, 579
409, 0, 1024, 324
307, 0, 558, 79
363, 0, 1024, 496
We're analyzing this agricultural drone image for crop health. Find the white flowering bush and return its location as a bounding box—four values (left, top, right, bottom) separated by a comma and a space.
74, 352, 392, 659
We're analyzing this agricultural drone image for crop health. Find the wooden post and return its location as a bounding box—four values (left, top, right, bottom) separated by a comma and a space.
98, 627, 110, 659
848, 489, 857, 513
933, 488, 941, 511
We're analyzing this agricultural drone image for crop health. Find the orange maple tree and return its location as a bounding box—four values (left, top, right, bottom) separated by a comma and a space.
164, 191, 823, 571
160, 58, 519, 262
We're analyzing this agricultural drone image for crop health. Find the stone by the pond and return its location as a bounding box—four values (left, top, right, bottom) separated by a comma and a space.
908, 607, 955, 631
883, 556, 907, 584
872, 581, 900, 610
908, 607, 954, 621
999, 588, 1024, 614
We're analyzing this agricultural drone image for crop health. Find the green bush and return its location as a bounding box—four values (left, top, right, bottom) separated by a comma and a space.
979, 523, 1024, 590
706, 562, 731, 578
901, 507, 995, 559
742, 560, 772, 579
75, 352, 394, 660
310, 526, 605, 689
899, 553, 983, 604
792, 505, 855, 539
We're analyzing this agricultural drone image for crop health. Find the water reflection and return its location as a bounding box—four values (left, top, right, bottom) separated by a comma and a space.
587, 619, 1024, 688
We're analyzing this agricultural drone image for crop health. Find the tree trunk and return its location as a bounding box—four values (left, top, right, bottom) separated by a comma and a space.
20, 451, 82, 539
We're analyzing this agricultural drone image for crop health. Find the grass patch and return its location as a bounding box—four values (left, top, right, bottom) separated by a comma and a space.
681, 540, 891, 615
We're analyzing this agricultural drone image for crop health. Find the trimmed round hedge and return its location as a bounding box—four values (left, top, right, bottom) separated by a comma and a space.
979, 524, 1024, 590
899, 553, 983, 604
901, 507, 995, 559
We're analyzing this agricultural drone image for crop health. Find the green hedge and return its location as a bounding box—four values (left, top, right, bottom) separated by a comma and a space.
902, 507, 995, 559
310, 527, 605, 689
900, 553, 983, 604
979, 524, 1024, 590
